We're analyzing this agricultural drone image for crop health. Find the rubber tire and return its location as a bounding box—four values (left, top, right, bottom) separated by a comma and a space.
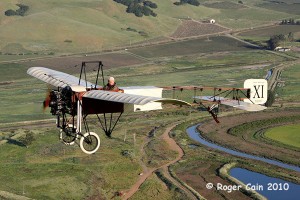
79, 132, 100, 154
60, 124, 78, 145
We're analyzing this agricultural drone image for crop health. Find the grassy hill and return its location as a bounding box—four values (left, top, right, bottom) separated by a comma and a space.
0, 0, 299, 54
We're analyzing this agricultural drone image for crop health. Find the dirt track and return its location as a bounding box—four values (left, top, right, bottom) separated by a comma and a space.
123, 124, 197, 200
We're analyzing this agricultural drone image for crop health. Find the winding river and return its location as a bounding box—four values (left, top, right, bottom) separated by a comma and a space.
186, 124, 300, 199
186, 124, 300, 172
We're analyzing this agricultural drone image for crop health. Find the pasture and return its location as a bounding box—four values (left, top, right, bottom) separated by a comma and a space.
1, 0, 299, 54
265, 124, 300, 148
0, 109, 191, 199
204, 1, 247, 9
257, 1, 300, 15
277, 63, 300, 101
0, 48, 289, 123
239, 25, 300, 39
23, 52, 147, 71
130, 174, 187, 200
128, 36, 257, 58
211, 6, 296, 29
0, 0, 217, 54
0, 125, 141, 199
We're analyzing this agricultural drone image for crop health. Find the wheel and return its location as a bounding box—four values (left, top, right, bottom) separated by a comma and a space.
60, 124, 78, 145
79, 132, 100, 154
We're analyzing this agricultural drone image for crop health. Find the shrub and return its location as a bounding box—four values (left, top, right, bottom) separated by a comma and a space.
174, 0, 200, 6
4, 4, 29, 17
19, 132, 35, 147
4, 9, 17, 16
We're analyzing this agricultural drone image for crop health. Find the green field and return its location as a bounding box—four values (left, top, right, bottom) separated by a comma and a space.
277, 63, 300, 101
129, 36, 256, 58
130, 174, 187, 200
239, 25, 300, 38
0, 0, 216, 54
204, 1, 247, 9
258, 1, 300, 15
0, 126, 142, 199
0, 113, 190, 199
1, 0, 299, 54
265, 124, 300, 148
0, 48, 290, 123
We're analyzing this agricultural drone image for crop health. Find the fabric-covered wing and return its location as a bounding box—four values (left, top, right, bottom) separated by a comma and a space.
221, 100, 267, 111
84, 90, 191, 106
27, 67, 96, 88
195, 96, 267, 112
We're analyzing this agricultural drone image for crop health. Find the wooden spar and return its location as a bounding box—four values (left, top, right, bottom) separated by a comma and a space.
161, 86, 250, 91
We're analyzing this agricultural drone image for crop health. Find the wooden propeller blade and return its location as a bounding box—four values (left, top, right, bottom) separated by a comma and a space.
207, 106, 220, 123
43, 88, 51, 112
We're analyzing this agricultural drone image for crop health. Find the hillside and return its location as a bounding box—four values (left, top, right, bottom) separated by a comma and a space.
0, 0, 299, 54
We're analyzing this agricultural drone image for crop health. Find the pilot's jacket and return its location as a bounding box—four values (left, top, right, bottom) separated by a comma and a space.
103, 83, 119, 91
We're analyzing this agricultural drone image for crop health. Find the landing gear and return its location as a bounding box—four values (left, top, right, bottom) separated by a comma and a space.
79, 132, 100, 154
50, 87, 102, 154
60, 124, 78, 145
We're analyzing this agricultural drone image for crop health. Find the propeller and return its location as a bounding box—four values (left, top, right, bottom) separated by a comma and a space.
43, 85, 52, 112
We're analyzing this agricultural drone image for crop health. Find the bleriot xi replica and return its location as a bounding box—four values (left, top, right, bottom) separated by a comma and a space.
27, 61, 267, 154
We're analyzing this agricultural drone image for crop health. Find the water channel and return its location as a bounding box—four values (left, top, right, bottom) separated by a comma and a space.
186, 124, 300, 199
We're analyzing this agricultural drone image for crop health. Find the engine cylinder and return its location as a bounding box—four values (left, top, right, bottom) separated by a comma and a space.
49, 86, 77, 116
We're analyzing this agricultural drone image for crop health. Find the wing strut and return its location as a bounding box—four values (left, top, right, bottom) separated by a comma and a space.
96, 112, 123, 137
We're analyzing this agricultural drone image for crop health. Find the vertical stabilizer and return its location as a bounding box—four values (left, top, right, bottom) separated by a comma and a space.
244, 79, 268, 105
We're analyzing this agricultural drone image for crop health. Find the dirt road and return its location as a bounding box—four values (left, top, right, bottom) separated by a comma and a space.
122, 124, 198, 200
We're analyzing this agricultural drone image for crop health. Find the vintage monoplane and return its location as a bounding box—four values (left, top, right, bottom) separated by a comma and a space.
27, 61, 267, 154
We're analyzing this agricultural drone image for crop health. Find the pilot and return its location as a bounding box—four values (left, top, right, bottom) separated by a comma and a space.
103, 76, 119, 91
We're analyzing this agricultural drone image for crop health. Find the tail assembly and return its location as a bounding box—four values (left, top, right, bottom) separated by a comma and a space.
243, 79, 268, 105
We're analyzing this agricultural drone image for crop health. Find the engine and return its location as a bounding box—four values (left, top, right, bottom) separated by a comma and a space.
49, 86, 77, 116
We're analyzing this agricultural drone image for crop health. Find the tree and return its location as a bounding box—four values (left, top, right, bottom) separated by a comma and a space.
265, 90, 275, 107
4, 4, 29, 17
287, 32, 294, 42
174, 0, 200, 6
116, 0, 157, 17
289, 18, 295, 25
267, 34, 285, 50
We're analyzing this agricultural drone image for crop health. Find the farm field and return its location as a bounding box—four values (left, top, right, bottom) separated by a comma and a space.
265, 124, 300, 148
1, 0, 300, 54
203, 1, 247, 9
277, 63, 300, 101
0, 46, 291, 123
257, 0, 300, 15
170, 20, 230, 39
238, 25, 300, 42
23, 52, 147, 72
128, 36, 257, 58
209, 6, 296, 29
